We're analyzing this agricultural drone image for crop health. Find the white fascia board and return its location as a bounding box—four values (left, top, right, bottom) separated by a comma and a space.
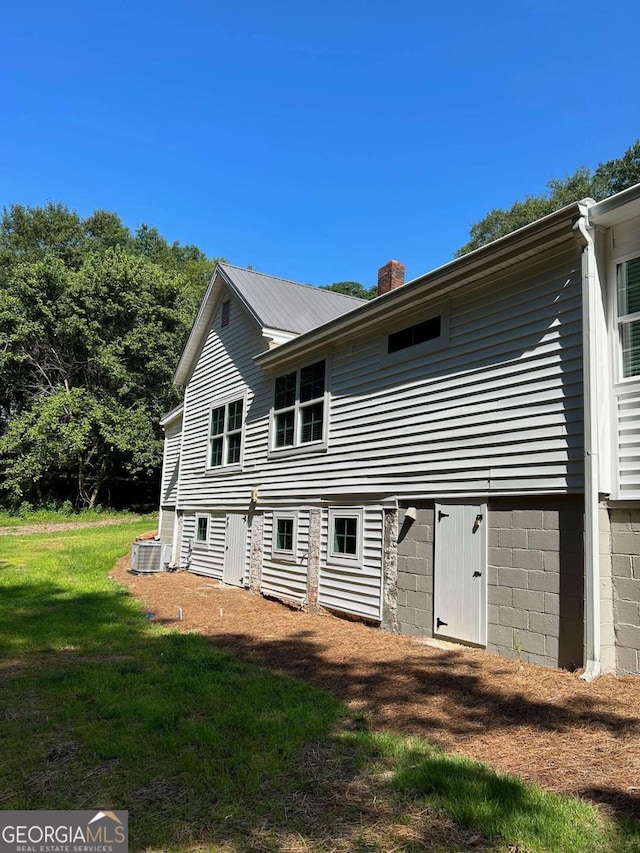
255, 202, 582, 371
589, 182, 640, 226
159, 403, 184, 428
261, 327, 299, 348
174, 265, 263, 386
174, 267, 221, 386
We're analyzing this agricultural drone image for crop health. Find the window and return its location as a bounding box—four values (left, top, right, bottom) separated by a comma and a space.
328, 508, 363, 567
618, 256, 640, 378
208, 398, 244, 468
195, 515, 209, 547
388, 315, 442, 354
272, 511, 298, 561
272, 360, 326, 450
221, 299, 231, 327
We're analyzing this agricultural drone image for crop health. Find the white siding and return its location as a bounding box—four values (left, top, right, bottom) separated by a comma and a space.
186, 512, 226, 578
177, 245, 583, 509
617, 385, 640, 499
609, 215, 640, 501
254, 244, 584, 501
177, 291, 268, 509
319, 506, 384, 620
261, 509, 310, 603
160, 418, 182, 507
174, 243, 585, 614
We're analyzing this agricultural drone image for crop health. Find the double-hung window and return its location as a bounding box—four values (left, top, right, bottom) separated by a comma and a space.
272, 360, 326, 450
208, 397, 244, 469
618, 256, 640, 378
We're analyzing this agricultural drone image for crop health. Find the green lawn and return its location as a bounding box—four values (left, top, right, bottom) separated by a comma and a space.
0, 522, 638, 852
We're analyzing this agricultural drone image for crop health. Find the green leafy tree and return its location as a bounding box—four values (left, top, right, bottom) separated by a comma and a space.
320, 280, 376, 300
0, 203, 220, 509
456, 140, 640, 256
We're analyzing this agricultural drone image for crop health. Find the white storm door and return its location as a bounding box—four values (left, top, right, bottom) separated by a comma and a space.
223, 513, 247, 587
433, 502, 487, 646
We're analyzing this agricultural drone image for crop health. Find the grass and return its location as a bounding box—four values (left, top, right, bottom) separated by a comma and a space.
0, 506, 151, 527
0, 522, 638, 852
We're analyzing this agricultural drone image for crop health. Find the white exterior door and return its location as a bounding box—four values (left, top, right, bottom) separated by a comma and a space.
433, 502, 487, 646
223, 513, 247, 587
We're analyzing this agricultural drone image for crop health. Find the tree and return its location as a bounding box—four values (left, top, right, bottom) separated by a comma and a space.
456, 140, 640, 256
0, 203, 220, 509
320, 280, 377, 300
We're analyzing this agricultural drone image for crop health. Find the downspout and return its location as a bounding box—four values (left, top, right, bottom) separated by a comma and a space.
573, 203, 600, 681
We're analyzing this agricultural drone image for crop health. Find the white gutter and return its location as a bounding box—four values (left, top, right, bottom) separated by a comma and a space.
574, 203, 601, 681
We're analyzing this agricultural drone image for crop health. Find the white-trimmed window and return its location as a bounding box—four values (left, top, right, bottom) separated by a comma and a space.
617, 256, 640, 378
328, 507, 363, 568
208, 397, 244, 469
272, 360, 326, 450
385, 304, 449, 361
195, 514, 209, 548
272, 511, 298, 561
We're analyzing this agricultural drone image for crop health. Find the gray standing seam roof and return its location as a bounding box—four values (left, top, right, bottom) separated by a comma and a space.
218, 263, 367, 334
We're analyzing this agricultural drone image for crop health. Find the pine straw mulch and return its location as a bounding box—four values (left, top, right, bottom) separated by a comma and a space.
112, 560, 640, 822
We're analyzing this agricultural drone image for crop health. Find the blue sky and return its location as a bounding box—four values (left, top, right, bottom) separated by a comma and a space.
2, 1, 639, 287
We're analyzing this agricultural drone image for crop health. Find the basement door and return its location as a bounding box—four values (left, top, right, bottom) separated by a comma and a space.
433, 502, 487, 646
223, 513, 247, 587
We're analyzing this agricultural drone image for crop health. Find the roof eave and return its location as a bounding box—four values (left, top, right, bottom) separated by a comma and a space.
256, 200, 585, 370
160, 403, 184, 427
589, 183, 640, 226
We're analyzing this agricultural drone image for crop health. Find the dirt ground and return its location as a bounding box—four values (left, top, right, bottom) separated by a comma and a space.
0, 517, 147, 536
113, 560, 640, 820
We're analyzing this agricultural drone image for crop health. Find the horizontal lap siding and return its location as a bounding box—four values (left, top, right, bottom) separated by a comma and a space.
261, 510, 310, 603
318, 507, 383, 620
178, 294, 268, 509
188, 512, 226, 578
320, 247, 583, 499
161, 421, 182, 506
177, 246, 583, 520
617, 385, 640, 498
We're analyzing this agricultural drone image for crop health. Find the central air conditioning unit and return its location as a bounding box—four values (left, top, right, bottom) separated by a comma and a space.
130, 541, 173, 574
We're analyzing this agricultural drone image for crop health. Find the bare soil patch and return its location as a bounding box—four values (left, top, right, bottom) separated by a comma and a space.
113, 561, 640, 820
0, 517, 149, 536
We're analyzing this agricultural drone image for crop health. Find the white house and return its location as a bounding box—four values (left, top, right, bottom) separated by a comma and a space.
159, 184, 640, 677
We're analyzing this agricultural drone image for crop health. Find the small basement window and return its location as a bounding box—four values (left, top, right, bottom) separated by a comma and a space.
328, 508, 363, 568
272, 511, 298, 561
195, 515, 209, 547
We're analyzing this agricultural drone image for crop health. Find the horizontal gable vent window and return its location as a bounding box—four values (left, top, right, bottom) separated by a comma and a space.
388, 316, 441, 354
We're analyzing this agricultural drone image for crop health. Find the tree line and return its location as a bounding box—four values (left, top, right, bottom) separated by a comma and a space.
0, 204, 219, 510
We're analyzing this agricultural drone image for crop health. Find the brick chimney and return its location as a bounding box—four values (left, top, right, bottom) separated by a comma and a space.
377, 260, 405, 297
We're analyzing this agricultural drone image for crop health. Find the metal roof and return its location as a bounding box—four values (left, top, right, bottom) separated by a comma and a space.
218, 263, 366, 334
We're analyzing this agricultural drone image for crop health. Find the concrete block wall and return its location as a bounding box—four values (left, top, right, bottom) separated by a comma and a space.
488, 497, 584, 669
610, 506, 640, 675
396, 504, 434, 637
